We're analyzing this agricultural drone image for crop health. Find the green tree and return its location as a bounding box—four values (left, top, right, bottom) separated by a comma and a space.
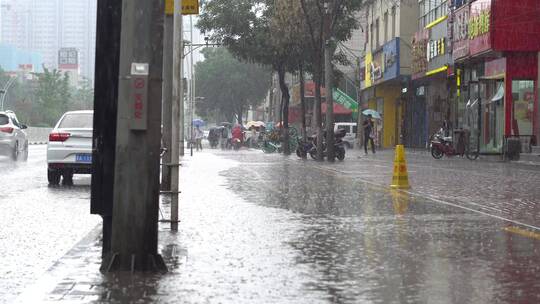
299, 0, 363, 160
71, 78, 94, 111
0, 68, 33, 124
199, 0, 305, 154
195, 48, 271, 124
199, 0, 361, 156
34, 68, 72, 126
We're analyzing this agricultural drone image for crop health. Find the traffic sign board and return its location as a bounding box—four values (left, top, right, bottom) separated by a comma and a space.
166, 0, 199, 15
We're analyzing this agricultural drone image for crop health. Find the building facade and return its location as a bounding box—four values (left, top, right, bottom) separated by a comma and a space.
360, 0, 419, 148
407, 0, 453, 148
0, 0, 97, 83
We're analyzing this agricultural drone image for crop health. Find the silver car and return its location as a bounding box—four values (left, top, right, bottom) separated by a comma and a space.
47, 110, 93, 185
0, 110, 28, 161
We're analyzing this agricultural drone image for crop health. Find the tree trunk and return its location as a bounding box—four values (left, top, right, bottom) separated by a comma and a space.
314, 63, 324, 161
299, 63, 307, 144
324, 43, 335, 162
278, 66, 290, 155
237, 105, 243, 125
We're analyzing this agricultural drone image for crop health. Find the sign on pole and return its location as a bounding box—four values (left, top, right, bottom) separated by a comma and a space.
166, 0, 199, 15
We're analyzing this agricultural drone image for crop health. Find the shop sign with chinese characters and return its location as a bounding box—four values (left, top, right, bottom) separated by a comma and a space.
412, 29, 428, 79
427, 38, 445, 62
451, 4, 470, 60
468, 0, 491, 56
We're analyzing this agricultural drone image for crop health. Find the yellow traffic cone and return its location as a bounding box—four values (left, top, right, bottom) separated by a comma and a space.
390, 145, 411, 189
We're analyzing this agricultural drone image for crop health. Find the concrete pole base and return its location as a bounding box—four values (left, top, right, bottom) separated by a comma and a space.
100, 252, 168, 273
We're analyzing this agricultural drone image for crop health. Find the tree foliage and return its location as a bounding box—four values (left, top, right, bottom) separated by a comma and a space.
199, 0, 308, 154
198, 0, 363, 156
194, 48, 271, 123
34, 68, 72, 126
0, 67, 94, 126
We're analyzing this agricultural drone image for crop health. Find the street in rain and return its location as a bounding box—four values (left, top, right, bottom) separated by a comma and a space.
1, 0, 540, 303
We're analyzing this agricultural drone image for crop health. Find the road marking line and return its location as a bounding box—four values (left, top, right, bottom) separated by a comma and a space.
301, 160, 540, 232
503, 226, 540, 240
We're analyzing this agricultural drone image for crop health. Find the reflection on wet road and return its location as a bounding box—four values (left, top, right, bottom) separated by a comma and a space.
221, 152, 540, 303
11, 148, 540, 303
0, 146, 99, 304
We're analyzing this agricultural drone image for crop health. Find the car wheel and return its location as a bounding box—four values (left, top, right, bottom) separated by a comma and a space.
11, 142, 18, 161
62, 170, 74, 185
337, 148, 346, 161
21, 142, 28, 161
48, 169, 61, 185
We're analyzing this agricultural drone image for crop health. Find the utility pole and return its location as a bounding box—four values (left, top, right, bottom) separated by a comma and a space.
170, 0, 183, 231
91, 0, 122, 267
355, 56, 364, 150
324, 1, 335, 162
189, 15, 195, 157
178, 12, 185, 157
161, 7, 173, 191
106, 0, 167, 272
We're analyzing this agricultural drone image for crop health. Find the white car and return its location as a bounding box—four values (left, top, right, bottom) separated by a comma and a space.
334, 122, 357, 149
0, 110, 28, 161
47, 110, 93, 185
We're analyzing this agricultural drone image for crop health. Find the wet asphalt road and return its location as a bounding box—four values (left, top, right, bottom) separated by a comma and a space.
6, 145, 540, 303
0, 145, 99, 304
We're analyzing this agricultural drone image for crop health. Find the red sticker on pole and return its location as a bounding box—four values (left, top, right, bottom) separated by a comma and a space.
130, 63, 149, 130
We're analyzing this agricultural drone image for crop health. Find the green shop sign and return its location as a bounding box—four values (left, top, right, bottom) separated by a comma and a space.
332, 88, 359, 119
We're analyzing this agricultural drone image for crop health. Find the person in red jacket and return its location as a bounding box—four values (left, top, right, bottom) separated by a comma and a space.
232, 124, 243, 142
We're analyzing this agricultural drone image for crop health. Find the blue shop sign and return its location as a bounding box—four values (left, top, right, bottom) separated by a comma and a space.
383, 38, 400, 82
369, 38, 400, 86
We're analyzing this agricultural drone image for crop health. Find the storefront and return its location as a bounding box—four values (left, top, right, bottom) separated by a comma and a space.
408, 17, 454, 148
451, 0, 540, 154
364, 38, 403, 148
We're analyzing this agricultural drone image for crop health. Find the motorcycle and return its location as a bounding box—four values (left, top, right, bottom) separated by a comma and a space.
232, 137, 242, 150
430, 128, 478, 160
308, 129, 346, 160
296, 136, 315, 158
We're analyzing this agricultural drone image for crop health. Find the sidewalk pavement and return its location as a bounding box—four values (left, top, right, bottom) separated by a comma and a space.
16, 152, 322, 303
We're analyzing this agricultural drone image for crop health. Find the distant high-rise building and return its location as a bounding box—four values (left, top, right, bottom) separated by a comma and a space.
0, 0, 97, 84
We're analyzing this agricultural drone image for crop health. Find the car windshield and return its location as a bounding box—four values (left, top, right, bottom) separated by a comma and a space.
58, 113, 93, 129
0, 114, 9, 125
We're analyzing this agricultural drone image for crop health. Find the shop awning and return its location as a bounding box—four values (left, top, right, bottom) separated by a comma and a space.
483, 84, 504, 104
321, 103, 352, 115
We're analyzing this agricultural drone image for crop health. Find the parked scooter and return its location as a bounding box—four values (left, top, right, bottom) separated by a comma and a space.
296, 136, 315, 158
430, 127, 478, 160
308, 129, 346, 160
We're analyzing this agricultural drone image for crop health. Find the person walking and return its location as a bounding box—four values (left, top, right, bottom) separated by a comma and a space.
249, 127, 258, 148
195, 126, 204, 151
363, 114, 376, 154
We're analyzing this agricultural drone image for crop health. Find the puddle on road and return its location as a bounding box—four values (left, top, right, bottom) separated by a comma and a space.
14, 150, 540, 304
220, 152, 540, 304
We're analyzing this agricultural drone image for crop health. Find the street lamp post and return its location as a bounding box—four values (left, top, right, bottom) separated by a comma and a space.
1, 76, 17, 111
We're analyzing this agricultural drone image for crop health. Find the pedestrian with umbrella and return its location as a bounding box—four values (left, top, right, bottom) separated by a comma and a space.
195, 126, 204, 151
362, 113, 376, 154
192, 119, 205, 152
